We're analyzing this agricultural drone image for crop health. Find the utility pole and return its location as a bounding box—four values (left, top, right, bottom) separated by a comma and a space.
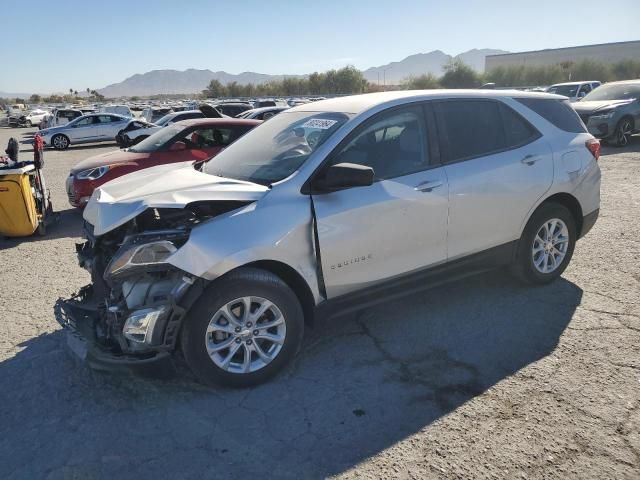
383, 67, 391, 90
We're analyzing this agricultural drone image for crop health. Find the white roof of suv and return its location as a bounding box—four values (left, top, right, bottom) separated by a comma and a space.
293, 90, 566, 114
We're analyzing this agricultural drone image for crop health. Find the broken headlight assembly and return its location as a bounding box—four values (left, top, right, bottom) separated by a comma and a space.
104, 234, 188, 283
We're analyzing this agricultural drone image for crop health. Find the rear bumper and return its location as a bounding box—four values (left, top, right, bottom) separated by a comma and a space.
54, 297, 174, 375
579, 208, 599, 239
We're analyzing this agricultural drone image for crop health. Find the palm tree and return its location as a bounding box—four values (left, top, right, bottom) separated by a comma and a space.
74, 90, 78, 97
69, 88, 73, 95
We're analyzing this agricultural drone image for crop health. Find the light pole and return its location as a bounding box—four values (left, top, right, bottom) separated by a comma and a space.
383, 67, 392, 90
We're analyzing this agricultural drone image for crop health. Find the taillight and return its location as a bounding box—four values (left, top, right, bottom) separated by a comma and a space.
585, 138, 600, 161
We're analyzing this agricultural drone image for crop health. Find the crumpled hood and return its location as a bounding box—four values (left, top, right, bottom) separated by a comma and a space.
573, 99, 634, 114
83, 161, 269, 236
71, 150, 150, 174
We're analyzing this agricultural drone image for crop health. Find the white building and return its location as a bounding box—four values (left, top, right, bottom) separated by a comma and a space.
485, 40, 640, 71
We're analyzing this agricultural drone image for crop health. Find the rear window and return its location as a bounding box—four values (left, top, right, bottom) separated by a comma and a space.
515, 98, 586, 134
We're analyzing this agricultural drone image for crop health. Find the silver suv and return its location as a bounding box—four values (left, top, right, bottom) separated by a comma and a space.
56, 90, 601, 387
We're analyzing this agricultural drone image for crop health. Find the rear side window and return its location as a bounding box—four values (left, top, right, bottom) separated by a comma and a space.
499, 104, 541, 147
515, 98, 586, 133
436, 100, 506, 163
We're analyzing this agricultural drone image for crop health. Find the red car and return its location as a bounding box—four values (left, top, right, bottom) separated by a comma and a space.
66, 118, 260, 207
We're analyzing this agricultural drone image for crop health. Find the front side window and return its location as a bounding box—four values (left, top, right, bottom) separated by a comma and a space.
73, 116, 94, 126
97, 115, 115, 123
436, 100, 506, 163
329, 106, 429, 180
204, 111, 350, 185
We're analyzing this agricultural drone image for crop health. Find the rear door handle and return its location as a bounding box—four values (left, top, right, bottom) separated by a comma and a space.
521, 154, 542, 166
414, 180, 443, 192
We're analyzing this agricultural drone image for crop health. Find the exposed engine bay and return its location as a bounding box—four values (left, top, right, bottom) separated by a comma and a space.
57, 201, 251, 362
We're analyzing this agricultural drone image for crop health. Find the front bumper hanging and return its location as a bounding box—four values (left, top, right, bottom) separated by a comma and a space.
54, 290, 174, 375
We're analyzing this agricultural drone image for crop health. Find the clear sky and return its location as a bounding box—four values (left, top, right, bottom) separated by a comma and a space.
2, 0, 638, 93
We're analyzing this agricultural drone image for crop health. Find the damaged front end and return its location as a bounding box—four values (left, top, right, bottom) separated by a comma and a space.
55, 202, 247, 372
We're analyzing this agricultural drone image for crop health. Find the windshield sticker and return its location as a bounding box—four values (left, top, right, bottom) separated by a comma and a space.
302, 119, 338, 130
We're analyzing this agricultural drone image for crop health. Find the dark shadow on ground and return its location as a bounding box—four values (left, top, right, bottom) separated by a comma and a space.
0, 208, 83, 249
0, 272, 582, 479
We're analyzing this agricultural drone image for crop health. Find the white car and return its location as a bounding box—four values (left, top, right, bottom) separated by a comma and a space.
236, 106, 289, 120
37, 113, 130, 150
546, 81, 601, 102
99, 105, 133, 117
123, 110, 205, 146
24, 109, 49, 127
58, 90, 601, 387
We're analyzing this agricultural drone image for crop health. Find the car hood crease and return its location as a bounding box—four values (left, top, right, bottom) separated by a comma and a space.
83, 161, 269, 236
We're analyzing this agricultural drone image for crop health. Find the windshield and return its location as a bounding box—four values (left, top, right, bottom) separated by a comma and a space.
129, 124, 181, 153
204, 111, 350, 185
154, 113, 175, 126
583, 83, 640, 102
547, 84, 579, 98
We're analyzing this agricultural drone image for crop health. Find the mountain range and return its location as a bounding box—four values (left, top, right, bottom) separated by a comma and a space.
362, 48, 508, 84
96, 48, 508, 97
1, 48, 509, 98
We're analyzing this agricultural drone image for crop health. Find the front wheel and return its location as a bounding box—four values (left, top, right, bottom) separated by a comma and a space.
511, 203, 576, 285
181, 268, 304, 387
26, 120, 32, 127
51, 134, 70, 150
611, 117, 634, 147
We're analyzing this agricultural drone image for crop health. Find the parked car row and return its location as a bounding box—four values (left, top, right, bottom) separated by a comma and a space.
66, 118, 261, 206
56, 89, 602, 387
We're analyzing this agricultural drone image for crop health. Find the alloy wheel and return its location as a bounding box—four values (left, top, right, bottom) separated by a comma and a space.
53, 135, 68, 149
532, 218, 569, 274
205, 296, 286, 374
617, 120, 633, 146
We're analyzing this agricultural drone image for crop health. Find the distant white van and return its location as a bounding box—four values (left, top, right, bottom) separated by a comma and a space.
99, 105, 133, 117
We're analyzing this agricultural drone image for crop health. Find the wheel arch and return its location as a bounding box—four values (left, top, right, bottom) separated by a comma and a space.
244, 260, 317, 327
522, 192, 583, 240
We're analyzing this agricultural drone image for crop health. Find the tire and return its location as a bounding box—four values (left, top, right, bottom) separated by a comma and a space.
115, 130, 125, 147
611, 117, 634, 147
51, 134, 70, 150
180, 267, 304, 387
26, 120, 32, 127
511, 202, 576, 285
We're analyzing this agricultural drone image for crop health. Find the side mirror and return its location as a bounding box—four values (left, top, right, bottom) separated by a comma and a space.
314, 163, 374, 192
169, 141, 187, 152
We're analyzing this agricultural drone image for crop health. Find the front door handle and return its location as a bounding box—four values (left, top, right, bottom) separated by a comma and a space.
414, 180, 443, 192
521, 154, 542, 166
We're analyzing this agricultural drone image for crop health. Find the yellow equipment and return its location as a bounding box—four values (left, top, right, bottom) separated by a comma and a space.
0, 164, 47, 237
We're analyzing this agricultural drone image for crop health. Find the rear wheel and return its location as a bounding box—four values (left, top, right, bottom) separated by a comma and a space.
511, 203, 576, 285
26, 120, 32, 127
181, 268, 304, 387
52, 134, 70, 150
